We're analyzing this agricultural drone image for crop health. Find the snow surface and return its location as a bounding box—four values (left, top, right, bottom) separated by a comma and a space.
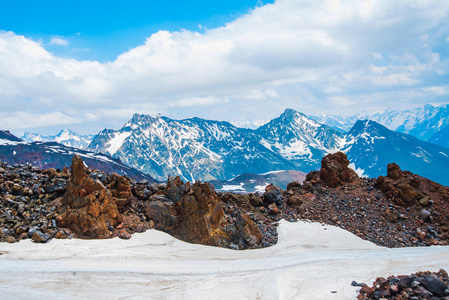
0, 220, 448, 299
220, 183, 245, 191
105, 131, 132, 155
0, 139, 19, 146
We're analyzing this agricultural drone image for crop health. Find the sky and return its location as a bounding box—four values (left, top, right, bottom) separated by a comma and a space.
1, 0, 448, 136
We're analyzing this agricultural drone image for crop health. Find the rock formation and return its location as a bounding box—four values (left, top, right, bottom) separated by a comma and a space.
145, 176, 262, 249
318, 152, 359, 188
56, 155, 121, 239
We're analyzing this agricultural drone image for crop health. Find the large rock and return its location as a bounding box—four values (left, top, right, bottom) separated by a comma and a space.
107, 173, 133, 212
263, 184, 284, 205
56, 155, 121, 239
377, 163, 424, 207
319, 152, 359, 188
143, 176, 262, 249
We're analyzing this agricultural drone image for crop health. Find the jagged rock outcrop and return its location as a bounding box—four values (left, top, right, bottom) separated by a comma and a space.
144, 176, 262, 249
318, 152, 359, 188
56, 155, 121, 239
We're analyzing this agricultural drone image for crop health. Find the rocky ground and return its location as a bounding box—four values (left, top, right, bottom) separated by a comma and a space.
1, 152, 449, 251
357, 269, 449, 299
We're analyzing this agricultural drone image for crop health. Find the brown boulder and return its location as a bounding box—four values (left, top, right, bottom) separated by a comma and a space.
176, 181, 225, 245
319, 152, 359, 188
377, 164, 424, 207
145, 195, 178, 232
387, 163, 402, 180
143, 177, 262, 249
57, 155, 121, 239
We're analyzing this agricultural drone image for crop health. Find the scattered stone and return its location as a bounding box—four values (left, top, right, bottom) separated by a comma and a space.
31, 230, 50, 243
358, 269, 449, 300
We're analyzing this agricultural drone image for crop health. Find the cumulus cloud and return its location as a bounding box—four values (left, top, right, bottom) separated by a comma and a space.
0, 0, 449, 134
49, 36, 69, 46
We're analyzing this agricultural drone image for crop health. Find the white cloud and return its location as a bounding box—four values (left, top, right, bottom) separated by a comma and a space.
0, 0, 449, 134
49, 36, 69, 46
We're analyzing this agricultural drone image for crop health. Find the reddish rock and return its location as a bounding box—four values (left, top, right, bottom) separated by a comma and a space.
377, 164, 424, 207
268, 203, 278, 215
318, 152, 359, 188
57, 155, 121, 239
118, 229, 131, 239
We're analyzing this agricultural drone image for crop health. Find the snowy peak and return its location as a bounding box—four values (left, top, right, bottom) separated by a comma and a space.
312, 103, 449, 148
342, 119, 449, 185
255, 108, 343, 171
123, 113, 163, 130
21, 129, 93, 150
86, 114, 294, 181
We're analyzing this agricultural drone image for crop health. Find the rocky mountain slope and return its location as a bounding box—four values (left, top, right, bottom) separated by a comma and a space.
0, 131, 155, 182
86, 114, 295, 182
313, 104, 449, 148
21, 129, 94, 150
343, 120, 449, 186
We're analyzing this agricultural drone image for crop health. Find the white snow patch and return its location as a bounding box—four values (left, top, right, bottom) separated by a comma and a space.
260, 170, 286, 175
220, 183, 245, 191
0, 221, 448, 299
255, 183, 269, 193
106, 131, 132, 155
0, 139, 19, 146
348, 163, 367, 177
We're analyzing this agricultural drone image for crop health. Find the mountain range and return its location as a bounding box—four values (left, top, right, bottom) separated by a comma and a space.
312, 104, 449, 148
21, 129, 94, 149
86, 114, 296, 182
85, 108, 449, 186
3, 103, 449, 187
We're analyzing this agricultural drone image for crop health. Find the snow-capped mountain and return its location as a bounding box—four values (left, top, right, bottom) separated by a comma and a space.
312, 104, 449, 148
0, 131, 155, 182
342, 120, 449, 185
255, 109, 344, 172
21, 129, 94, 149
0, 130, 23, 145
86, 109, 449, 186
86, 114, 295, 182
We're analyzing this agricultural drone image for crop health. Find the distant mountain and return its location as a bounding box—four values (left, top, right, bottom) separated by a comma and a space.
86, 114, 295, 182
0, 130, 22, 144
21, 129, 94, 149
255, 109, 344, 172
85, 109, 449, 187
312, 104, 449, 148
0, 131, 155, 182
342, 120, 449, 185
211, 170, 306, 193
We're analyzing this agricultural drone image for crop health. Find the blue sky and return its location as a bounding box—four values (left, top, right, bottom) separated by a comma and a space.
1, 0, 273, 61
0, 0, 448, 135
